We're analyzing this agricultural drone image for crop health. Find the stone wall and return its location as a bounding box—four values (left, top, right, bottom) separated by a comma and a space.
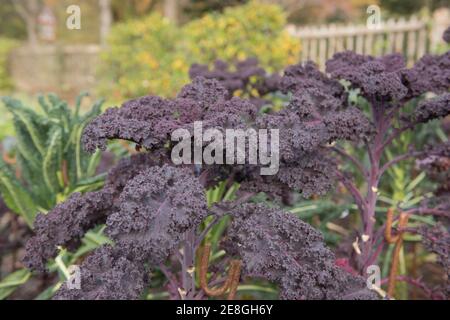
9, 44, 100, 96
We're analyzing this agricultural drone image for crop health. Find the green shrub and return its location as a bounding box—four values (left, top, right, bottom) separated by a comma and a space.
182, 1, 300, 72
99, 1, 301, 100
99, 13, 189, 100
0, 37, 18, 91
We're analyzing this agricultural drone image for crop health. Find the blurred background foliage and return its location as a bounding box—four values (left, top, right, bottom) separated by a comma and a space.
99, 1, 301, 100
0, 0, 448, 101
98, 13, 186, 100
182, 2, 300, 70
0, 38, 19, 92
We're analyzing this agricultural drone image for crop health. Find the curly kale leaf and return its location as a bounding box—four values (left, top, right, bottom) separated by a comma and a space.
238, 61, 373, 198
224, 203, 378, 300
105, 164, 208, 265
23, 189, 115, 272
418, 224, 449, 298
409, 93, 450, 125
402, 52, 450, 97
326, 52, 408, 101
31, 164, 208, 299
54, 245, 148, 300
23, 153, 164, 272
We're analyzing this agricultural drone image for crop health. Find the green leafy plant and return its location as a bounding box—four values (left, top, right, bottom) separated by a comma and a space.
0, 93, 105, 227
0, 269, 31, 300
0, 93, 113, 300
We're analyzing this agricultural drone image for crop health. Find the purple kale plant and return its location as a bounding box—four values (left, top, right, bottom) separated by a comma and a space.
23, 44, 449, 300
23, 80, 376, 300
189, 58, 281, 109
323, 50, 449, 297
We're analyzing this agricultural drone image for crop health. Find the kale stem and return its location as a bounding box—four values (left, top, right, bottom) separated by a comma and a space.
181, 229, 197, 299
194, 216, 220, 250
361, 100, 390, 270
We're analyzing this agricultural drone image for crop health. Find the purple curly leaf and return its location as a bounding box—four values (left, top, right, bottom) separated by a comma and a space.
418, 224, 449, 298
327, 52, 408, 101
401, 52, 450, 97
105, 165, 208, 265
54, 245, 148, 300
46, 165, 208, 300
410, 93, 450, 125
224, 203, 378, 300
23, 153, 162, 272
23, 189, 115, 272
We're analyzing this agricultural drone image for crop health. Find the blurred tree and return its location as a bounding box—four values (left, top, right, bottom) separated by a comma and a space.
163, 0, 179, 23
99, 0, 112, 45
8, 0, 44, 45
0, 2, 26, 39
111, 0, 248, 24
5, 0, 103, 44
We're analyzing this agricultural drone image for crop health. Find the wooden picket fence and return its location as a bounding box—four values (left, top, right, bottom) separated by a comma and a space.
287, 16, 429, 69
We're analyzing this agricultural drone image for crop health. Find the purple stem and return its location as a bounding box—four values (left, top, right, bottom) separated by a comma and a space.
335, 169, 366, 215
181, 229, 197, 299
361, 100, 390, 270
332, 146, 369, 178
194, 216, 220, 250
379, 150, 426, 176
159, 264, 181, 300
